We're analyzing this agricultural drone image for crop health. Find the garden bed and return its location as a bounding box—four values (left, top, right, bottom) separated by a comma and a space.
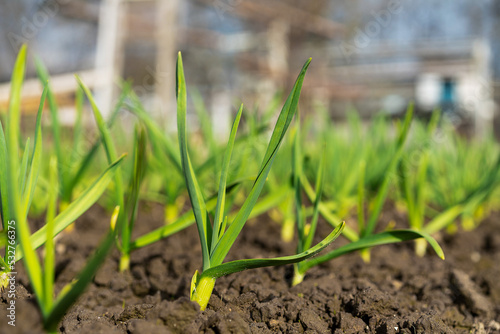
1, 203, 499, 334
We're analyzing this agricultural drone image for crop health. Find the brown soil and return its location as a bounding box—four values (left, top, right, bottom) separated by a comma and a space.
1, 203, 499, 334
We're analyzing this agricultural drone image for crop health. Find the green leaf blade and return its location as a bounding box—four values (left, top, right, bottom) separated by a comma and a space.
0, 119, 10, 228
363, 104, 414, 237
423, 205, 463, 235
300, 229, 444, 273
210, 58, 312, 267
34, 57, 66, 199
6, 44, 45, 314
22, 85, 48, 216
176, 52, 211, 270
19, 138, 30, 195
120, 125, 147, 270
15, 155, 126, 261
211, 105, 243, 252
303, 145, 326, 251
43, 156, 58, 311
202, 222, 345, 279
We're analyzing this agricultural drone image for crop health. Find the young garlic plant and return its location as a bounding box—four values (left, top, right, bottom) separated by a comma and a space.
0, 45, 125, 333
175, 52, 345, 310
291, 107, 445, 286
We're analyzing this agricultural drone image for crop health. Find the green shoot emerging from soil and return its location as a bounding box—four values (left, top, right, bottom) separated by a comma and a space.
0, 45, 125, 332
176, 52, 345, 310
76, 77, 148, 272
399, 110, 500, 256
291, 105, 445, 286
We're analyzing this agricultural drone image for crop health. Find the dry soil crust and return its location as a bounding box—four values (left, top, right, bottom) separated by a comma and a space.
1, 203, 499, 334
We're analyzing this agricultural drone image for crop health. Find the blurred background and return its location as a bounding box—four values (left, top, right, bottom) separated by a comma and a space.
1, 0, 499, 137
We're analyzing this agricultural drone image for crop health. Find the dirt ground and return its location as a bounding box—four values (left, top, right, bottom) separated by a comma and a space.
1, 202, 499, 333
